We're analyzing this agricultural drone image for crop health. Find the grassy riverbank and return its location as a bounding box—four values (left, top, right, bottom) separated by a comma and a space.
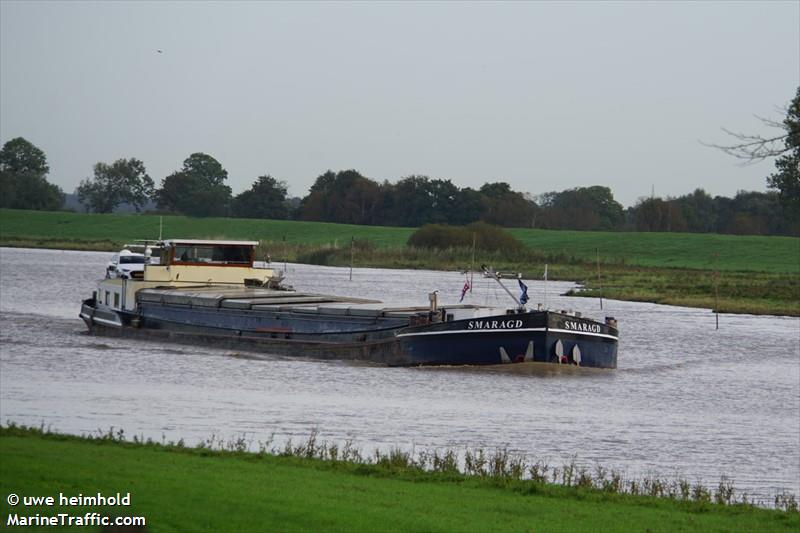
1, 425, 796, 532
1, 209, 798, 315
279, 245, 798, 316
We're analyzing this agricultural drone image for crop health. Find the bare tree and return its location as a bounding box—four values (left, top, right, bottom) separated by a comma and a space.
703, 87, 799, 222
702, 109, 791, 164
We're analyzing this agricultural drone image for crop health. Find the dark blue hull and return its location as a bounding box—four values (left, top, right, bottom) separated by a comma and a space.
82, 298, 618, 369
398, 333, 617, 367
397, 311, 618, 368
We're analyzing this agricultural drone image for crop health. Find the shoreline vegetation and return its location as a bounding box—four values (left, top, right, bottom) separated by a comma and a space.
1, 208, 798, 316
1, 424, 797, 532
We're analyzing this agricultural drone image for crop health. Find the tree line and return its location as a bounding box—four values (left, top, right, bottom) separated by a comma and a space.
2, 87, 797, 236
1, 138, 796, 236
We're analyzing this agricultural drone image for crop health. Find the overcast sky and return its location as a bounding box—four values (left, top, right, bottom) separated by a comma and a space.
1, 1, 798, 207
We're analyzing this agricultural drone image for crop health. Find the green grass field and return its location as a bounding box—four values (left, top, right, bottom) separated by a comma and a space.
1, 209, 798, 315
1, 427, 796, 532
0, 209, 413, 248
2, 209, 798, 273
508, 228, 800, 273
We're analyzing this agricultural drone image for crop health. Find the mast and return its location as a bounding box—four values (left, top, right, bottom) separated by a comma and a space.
481, 265, 522, 308
544, 263, 548, 310
470, 232, 475, 294
596, 247, 603, 310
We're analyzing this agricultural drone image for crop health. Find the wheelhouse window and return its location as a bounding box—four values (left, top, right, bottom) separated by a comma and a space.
171, 244, 252, 266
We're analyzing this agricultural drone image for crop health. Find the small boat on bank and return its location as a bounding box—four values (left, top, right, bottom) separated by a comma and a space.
80, 239, 619, 368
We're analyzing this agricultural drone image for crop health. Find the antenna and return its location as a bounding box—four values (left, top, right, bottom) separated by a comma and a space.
158, 216, 163, 240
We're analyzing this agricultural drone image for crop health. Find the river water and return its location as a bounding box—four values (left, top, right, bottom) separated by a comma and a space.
1, 247, 798, 501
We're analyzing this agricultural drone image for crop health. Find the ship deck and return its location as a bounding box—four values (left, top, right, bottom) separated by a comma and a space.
136, 285, 487, 319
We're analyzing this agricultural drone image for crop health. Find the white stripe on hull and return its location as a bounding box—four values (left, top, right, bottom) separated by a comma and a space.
397, 327, 617, 341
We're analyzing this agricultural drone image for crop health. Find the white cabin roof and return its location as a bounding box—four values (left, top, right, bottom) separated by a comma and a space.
162, 239, 259, 246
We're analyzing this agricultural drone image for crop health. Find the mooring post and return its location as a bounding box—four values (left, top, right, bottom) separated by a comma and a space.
349, 236, 354, 281
714, 252, 720, 330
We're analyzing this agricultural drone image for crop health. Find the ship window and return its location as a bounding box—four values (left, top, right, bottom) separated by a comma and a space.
114, 293, 120, 308
172, 245, 251, 265
104, 291, 109, 305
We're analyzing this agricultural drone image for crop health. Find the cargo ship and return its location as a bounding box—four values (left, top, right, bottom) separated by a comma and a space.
80, 239, 618, 368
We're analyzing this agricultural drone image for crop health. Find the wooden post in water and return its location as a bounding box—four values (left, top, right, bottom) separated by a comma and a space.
349, 236, 354, 281
713, 252, 720, 330
596, 247, 603, 310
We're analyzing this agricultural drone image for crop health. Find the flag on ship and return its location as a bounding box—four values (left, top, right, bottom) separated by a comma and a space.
460, 280, 470, 302
518, 279, 529, 305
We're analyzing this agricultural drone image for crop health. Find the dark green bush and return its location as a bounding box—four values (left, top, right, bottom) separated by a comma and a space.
407, 224, 471, 249
407, 222, 524, 254
466, 221, 525, 254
